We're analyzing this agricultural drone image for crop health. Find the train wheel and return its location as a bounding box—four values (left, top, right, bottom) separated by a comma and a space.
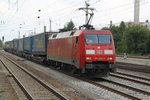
71, 66, 77, 74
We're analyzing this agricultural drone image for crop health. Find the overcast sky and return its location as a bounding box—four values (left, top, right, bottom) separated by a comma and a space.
0, 0, 150, 41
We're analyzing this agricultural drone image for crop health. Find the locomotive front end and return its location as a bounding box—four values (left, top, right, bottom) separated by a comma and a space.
82, 30, 116, 76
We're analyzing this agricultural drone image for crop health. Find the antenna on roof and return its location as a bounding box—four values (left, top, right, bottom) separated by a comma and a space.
78, 1, 95, 30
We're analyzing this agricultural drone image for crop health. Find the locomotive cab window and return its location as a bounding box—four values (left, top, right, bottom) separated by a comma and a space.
76, 37, 79, 44
98, 34, 112, 44
84, 34, 112, 44
84, 34, 98, 44
70, 31, 75, 36
52, 34, 57, 38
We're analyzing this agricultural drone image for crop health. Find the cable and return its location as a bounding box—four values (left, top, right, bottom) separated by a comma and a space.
0, 0, 84, 30
0, 0, 150, 31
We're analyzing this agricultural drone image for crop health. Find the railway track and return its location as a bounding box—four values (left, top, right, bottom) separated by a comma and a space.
115, 72, 150, 82
0, 55, 68, 100
83, 78, 141, 100
116, 62, 150, 73
53, 66, 150, 100
100, 77, 150, 95
1, 52, 150, 100
117, 55, 150, 59
91, 78, 150, 100
110, 73, 150, 86
52, 69, 150, 100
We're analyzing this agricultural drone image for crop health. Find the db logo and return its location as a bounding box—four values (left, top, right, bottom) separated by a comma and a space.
97, 50, 102, 54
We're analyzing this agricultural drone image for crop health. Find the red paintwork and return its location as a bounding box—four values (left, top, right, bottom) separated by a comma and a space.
47, 30, 116, 69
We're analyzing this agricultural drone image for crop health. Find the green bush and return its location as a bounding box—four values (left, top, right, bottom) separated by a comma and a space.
102, 22, 150, 56
123, 25, 150, 55
0, 88, 5, 93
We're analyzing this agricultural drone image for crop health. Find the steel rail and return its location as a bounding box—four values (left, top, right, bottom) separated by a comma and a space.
84, 79, 141, 100
0, 59, 34, 100
110, 73, 150, 86
3, 55, 68, 100
116, 63, 150, 73
116, 72, 150, 82
43, 62, 141, 100
101, 78, 150, 96
1, 52, 144, 100
117, 55, 150, 59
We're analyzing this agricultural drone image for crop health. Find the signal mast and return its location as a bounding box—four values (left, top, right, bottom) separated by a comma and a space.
78, 1, 95, 30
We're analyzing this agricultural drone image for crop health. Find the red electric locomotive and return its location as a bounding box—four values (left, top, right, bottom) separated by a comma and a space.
47, 30, 116, 76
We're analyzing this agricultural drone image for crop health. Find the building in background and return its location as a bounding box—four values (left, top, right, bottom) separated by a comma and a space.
134, 0, 140, 24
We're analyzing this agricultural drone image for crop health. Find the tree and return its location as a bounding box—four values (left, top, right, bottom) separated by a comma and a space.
59, 20, 75, 32
119, 21, 126, 33
0, 39, 3, 49
117, 21, 126, 53
101, 22, 150, 55
146, 35, 150, 54
123, 25, 150, 55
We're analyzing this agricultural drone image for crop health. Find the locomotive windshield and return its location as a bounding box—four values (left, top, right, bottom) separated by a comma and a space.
84, 34, 98, 44
85, 34, 112, 44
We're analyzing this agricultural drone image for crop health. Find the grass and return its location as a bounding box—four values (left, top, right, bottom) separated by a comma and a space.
0, 88, 5, 93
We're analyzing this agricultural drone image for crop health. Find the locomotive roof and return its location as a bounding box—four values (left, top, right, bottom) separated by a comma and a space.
49, 30, 112, 39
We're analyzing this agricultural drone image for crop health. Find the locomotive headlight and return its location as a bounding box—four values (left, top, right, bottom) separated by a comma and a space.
86, 57, 92, 60
107, 57, 113, 60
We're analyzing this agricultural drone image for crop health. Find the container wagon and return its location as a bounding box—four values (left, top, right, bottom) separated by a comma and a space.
17, 38, 24, 56
23, 36, 33, 58
13, 39, 18, 54
32, 32, 52, 62
7, 40, 14, 53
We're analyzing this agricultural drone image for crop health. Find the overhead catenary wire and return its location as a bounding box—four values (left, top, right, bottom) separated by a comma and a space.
0, 0, 150, 33
0, 0, 148, 29
0, 0, 84, 30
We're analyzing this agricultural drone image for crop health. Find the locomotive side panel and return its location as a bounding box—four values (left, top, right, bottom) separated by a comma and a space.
47, 37, 74, 65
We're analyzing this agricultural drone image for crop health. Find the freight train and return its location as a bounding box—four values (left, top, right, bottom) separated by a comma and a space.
4, 29, 116, 77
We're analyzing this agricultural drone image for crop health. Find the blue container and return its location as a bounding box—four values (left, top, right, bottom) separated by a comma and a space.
13, 39, 19, 51
18, 38, 23, 52
23, 36, 33, 54
4, 41, 9, 51
9, 40, 14, 50
32, 33, 49, 55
